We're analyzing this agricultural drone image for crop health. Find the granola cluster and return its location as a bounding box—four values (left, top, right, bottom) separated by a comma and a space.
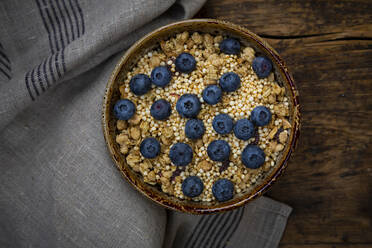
115, 32, 291, 202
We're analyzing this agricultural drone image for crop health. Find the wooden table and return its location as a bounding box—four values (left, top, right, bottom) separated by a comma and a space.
197, 1, 372, 247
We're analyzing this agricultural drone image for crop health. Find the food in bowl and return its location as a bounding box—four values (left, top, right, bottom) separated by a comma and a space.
113, 31, 291, 203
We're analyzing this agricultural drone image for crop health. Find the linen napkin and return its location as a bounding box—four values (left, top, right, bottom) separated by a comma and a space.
0, 0, 292, 247
164, 197, 292, 248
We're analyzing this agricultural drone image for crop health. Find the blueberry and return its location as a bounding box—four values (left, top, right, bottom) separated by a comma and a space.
212, 114, 233, 135
252, 56, 272, 78
113, 99, 135, 120
150, 99, 172, 120
219, 38, 241, 55
151, 66, 172, 87
202, 85, 222, 105
219, 72, 241, 92
233, 119, 255, 140
176, 94, 201, 118
251, 106, 272, 126
129, 74, 151, 95
212, 179, 234, 202
207, 140, 231, 162
140, 137, 161, 159
241, 145, 265, 169
175, 53, 196, 73
182, 176, 204, 197
169, 142, 193, 166
185, 119, 205, 140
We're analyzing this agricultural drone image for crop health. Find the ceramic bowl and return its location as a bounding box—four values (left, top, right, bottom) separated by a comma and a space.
102, 19, 300, 214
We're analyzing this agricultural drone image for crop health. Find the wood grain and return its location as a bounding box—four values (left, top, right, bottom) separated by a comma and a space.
197, 0, 372, 246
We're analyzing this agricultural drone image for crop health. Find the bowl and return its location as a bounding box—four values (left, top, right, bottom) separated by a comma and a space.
102, 19, 300, 214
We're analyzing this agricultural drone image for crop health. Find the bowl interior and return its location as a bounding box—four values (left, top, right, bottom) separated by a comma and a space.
102, 19, 300, 214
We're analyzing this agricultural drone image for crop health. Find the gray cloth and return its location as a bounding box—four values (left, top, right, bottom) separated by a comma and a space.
165, 197, 292, 248
0, 0, 292, 247
0, 0, 204, 129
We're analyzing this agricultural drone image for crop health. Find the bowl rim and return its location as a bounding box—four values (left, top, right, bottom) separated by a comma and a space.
102, 18, 301, 214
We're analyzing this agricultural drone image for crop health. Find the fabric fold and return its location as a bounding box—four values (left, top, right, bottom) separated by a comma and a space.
163, 197, 292, 248
0, 0, 206, 130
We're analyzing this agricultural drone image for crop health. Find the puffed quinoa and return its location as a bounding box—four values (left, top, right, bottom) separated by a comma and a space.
128, 113, 141, 125
116, 133, 129, 145
241, 47, 255, 62
198, 161, 212, 171
279, 131, 288, 144
115, 32, 292, 202
275, 143, 284, 153
268, 126, 278, 139
117, 120, 127, 131
129, 126, 141, 140
120, 145, 129, 155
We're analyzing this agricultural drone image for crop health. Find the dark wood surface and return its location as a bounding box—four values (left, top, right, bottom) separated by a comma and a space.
197, 1, 372, 247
